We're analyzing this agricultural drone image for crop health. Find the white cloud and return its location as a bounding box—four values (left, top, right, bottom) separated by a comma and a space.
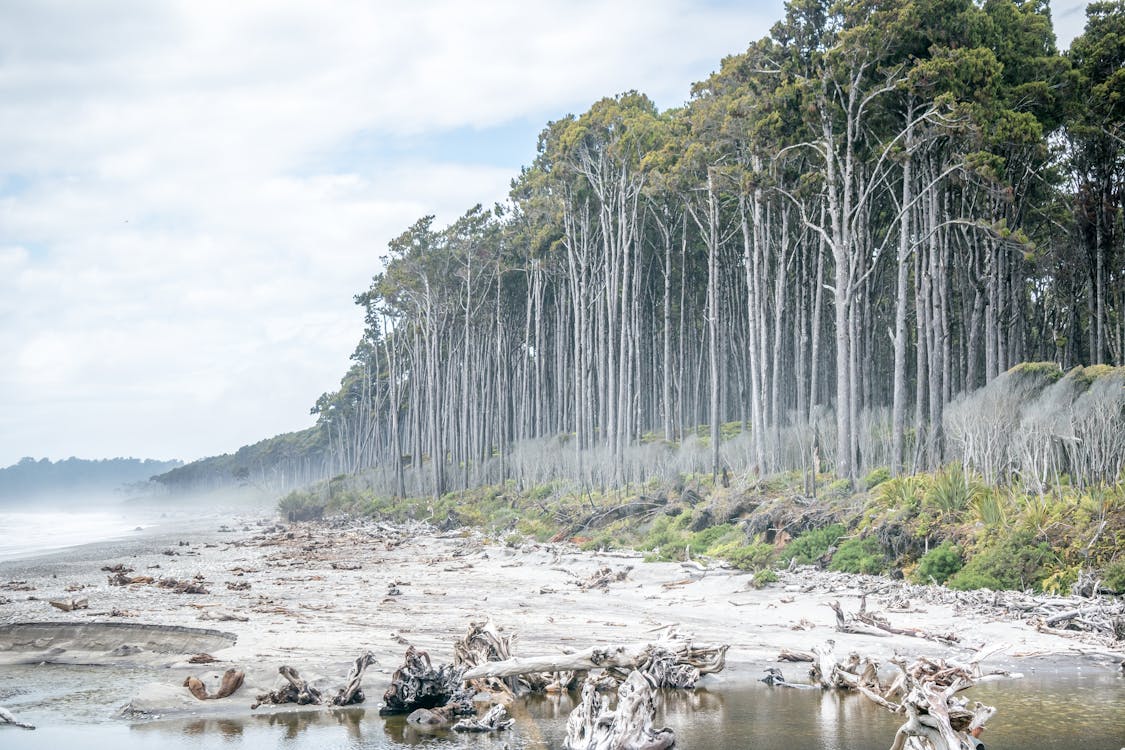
0, 0, 788, 465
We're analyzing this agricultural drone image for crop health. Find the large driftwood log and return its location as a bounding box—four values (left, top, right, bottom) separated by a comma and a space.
381, 646, 473, 716
461, 638, 727, 688
565, 671, 675, 750
331, 652, 376, 706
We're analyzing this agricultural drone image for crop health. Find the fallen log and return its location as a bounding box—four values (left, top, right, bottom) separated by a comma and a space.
777, 648, 815, 662
565, 671, 674, 750
49, 597, 88, 612
461, 638, 727, 685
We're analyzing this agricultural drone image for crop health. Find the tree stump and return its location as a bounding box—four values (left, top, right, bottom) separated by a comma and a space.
565, 670, 675, 750
381, 646, 472, 716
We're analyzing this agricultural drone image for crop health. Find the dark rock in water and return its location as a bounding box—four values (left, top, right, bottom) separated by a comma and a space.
407, 707, 451, 726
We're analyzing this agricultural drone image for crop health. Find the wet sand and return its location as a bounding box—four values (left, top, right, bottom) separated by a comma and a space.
1, 514, 1122, 722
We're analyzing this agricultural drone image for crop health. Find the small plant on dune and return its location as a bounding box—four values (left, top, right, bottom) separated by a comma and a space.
751, 568, 779, 588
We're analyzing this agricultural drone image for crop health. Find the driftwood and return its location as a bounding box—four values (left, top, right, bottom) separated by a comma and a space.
777, 648, 815, 662
884, 661, 996, 750
827, 599, 959, 645
565, 670, 675, 750
157, 577, 210, 594
252, 666, 323, 709
183, 669, 245, 700
331, 652, 376, 706
461, 637, 727, 688
108, 573, 154, 586
577, 566, 633, 591
49, 597, 88, 612
803, 639, 1001, 750
381, 646, 473, 716
0, 705, 35, 730
760, 667, 814, 689
452, 703, 514, 732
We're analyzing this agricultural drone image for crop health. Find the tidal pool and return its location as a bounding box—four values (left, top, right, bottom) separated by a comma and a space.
2, 665, 1122, 749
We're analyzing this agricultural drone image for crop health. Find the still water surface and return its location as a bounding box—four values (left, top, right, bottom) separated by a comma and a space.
2, 668, 1122, 749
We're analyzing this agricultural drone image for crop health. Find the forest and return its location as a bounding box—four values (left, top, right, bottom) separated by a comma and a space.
0, 456, 183, 501
161, 0, 1123, 503
286, 0, 1121, 496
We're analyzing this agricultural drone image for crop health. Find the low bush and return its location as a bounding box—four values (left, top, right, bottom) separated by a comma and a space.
782, 524, 846, 565
710, 540, 774, 571
947, 531, 1053, 591
1102, 560, 1125, 594
912, 542, 963, 584
829, 537, 886, 575
751, 568, 779, 588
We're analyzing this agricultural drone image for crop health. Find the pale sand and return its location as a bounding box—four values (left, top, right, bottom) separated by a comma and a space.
1, 515, 1121, 718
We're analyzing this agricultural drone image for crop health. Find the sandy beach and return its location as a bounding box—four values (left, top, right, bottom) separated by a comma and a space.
1, 514, 1123, 724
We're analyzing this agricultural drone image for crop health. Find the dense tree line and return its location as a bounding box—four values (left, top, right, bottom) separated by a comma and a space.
0, 456, 183, 501
303, 0, 1123, 499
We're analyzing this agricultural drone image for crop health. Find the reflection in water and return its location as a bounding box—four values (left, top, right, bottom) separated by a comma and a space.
1, 673, 1115, 750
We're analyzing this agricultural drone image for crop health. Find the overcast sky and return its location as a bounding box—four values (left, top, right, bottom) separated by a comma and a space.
0, 1, 1093, 468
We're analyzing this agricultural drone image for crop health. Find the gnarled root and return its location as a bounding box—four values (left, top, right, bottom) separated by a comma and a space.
565, 671, 675, 750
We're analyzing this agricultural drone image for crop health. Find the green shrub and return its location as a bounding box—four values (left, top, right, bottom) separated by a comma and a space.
829, 537, 886, 575
864, 466, 891, 490
947, 531, 1053, 591
278, 491, 324, 521
710, 541, 775, 571
782, 524, 846, 565
1102, 560, 1125, 594
913, 542, 963, 584
689, 523, 742, 556
751, 568, 779, 588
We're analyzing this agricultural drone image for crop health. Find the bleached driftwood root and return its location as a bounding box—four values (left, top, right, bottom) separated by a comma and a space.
183, 669, 245, 700
461, 637, 727, 689
0, 705, 35, 730
565, 671, 675, 750
331, 652, 376, 706
381, 645, 473, 716
454, 618, 549, 694
452, 703, 514, 732
787, 639, 1001, 749
252, 666, 322, 709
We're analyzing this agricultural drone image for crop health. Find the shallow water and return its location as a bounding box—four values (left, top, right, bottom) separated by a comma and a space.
0, 509, 157, 561
2, 668, 1122, 749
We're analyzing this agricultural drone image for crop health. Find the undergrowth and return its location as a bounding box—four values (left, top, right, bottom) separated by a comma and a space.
277, 463, 1125, 595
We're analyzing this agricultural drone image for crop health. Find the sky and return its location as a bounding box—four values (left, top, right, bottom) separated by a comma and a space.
0, 1, 1094, 468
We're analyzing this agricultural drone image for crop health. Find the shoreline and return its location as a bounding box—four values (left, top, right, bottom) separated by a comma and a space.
2, 514, 1122, 725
